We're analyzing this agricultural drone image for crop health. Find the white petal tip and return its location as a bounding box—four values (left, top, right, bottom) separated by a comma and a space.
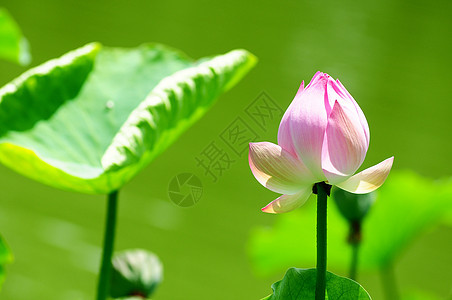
259, 188, 312, 214
336, 156, 394, 194
261, 205, 276, 214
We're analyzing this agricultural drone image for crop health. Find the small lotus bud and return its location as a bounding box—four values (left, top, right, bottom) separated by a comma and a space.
110, 249, 163, 299
332, 187, 376, 222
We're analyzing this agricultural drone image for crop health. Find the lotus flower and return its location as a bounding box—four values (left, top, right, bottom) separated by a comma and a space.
249, 72, 394, 213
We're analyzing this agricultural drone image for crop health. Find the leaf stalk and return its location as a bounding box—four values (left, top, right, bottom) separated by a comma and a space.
97, 190, 119, 300
314, 182, 330, 300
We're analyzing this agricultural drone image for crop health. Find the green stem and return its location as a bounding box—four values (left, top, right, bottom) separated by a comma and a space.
380, 262, 400, 300
96, 190, 119, 300
348, 220, 362, 281
315, 182, 329, 300
349, 243, 359, 281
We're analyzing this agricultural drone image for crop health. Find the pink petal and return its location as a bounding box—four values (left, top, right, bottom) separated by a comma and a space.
297, 80, 305, 94
278, 72, 329, 179
249, 142, 315, 194
335, 79, 370, 145
322, 100, 368, 184
261, 186, 313, 214
277, 81, 304, 157
305, 71, 325, 88
336, 157, 394, 193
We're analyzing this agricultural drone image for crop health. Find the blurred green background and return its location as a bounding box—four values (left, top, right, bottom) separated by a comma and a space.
0, 0, 451, 299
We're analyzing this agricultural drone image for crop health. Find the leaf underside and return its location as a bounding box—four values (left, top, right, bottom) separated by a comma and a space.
265, 268, 370, 300
0, 43, 256, 193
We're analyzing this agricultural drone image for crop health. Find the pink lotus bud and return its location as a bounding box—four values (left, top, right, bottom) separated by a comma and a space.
249, 72, 393, 213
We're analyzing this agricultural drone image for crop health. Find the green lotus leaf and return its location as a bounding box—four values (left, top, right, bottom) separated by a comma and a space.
0, 8, 30, 65
0, 43, 256, 193
248, 171, 452, 274
0, 235, 13, 290
264, 268, 371, 300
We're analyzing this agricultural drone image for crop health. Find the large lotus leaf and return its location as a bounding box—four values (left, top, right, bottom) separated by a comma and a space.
0, 43, 256, 193
248, 171, 452, 274
263, 268, 370, 300
0, 8, 30, 65
0, 235, 13, 290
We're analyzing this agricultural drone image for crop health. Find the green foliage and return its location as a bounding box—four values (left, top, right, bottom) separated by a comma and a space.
248, 171, 452, 274
110, 249, 162, 299
263, 268, 370, 300
401, 290, 442, 300
0, 43, 256, 194
0, 235, 13, 290
402, 292, 444, 300
0, 8, 30, 65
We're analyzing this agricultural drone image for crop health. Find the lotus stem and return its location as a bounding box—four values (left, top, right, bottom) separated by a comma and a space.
380, 262, 400, 300
96, 190, 119, 300
314, 182, 330, 300
349, 243, 359, 280
348, 220, 362, 281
